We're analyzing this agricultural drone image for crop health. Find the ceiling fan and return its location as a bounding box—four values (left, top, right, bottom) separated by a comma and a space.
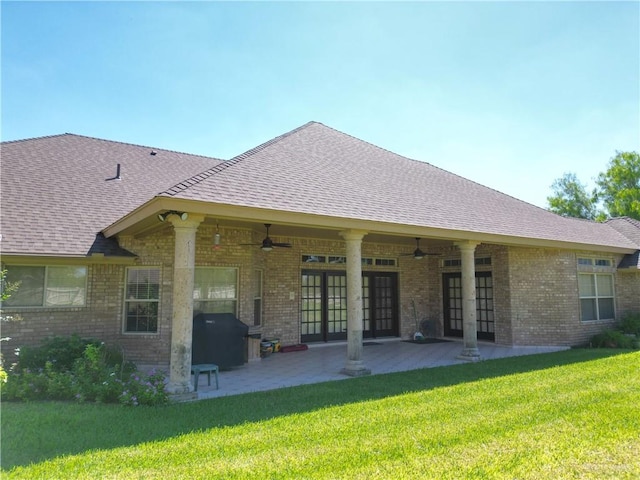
242, 224, 292, 251
400, 238, 440, 260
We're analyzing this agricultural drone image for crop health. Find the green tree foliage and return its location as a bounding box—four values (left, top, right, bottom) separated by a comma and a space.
595, 151, 640, 220
547, 151, 640, 221
547, 172, 598, 220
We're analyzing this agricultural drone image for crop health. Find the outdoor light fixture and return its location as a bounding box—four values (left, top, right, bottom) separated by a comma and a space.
157, 211, 189, 222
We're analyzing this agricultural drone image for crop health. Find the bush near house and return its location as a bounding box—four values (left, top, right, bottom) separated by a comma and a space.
0, 334, 168, 406
590, 312, 640, 349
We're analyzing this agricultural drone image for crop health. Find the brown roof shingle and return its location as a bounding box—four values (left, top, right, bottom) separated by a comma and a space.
160, 122, 636, 250
2, 124, 637, 257
1, 134, 221, 256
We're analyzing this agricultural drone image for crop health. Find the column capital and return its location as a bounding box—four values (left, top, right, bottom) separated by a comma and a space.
339, 229, 368, 242
167, 213, 205, 230
454, 240, 480, 252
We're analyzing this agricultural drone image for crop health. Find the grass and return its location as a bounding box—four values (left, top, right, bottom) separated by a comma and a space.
2, 349, 639, 479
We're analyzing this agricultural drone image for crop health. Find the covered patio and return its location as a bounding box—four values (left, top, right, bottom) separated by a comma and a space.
192, 339, 568, 400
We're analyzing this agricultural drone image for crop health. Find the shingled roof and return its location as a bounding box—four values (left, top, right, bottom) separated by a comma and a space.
2, 123, 638, 258
607, 217, 640, 268
159, 121, 637, 251
0, 134, 221, 256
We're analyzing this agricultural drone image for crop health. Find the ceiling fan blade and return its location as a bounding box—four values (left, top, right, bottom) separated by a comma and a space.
273, 242, 292, 248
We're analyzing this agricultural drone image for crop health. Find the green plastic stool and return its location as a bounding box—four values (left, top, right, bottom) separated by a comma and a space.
190, 364, 219, 391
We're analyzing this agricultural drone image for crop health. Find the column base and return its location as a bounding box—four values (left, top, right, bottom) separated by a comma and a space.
169, 392, 199, 403
341, 361, 372, 377
166, 381, 194, 395
457, 348, 482, 362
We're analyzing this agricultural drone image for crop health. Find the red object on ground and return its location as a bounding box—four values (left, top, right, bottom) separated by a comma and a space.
280, 344, 309, 353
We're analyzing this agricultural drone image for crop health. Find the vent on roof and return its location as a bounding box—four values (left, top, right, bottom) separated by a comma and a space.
106, 163, 122, 181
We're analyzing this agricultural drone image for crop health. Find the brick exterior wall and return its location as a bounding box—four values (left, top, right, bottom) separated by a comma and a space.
2, 224, 638, 366
507, 247, 579, 346
505, 247, 633, 346
617, 271, 640, 318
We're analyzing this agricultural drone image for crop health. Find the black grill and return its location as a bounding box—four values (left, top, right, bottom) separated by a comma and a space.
192, 313, 249, 368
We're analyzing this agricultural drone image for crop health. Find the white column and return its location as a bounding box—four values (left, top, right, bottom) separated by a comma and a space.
166, 213, 204, 394
339, 230, 371, 377
455, 240, 482, 361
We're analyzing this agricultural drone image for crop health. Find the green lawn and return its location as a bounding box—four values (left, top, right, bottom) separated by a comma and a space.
2, 349, 639, 479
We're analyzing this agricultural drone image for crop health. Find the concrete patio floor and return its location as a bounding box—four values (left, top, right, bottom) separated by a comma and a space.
193, 338, 568, 400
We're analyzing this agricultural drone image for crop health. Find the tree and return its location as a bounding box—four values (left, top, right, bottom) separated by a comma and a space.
595, 151, 640, 220
547, 172, 598, 220
547, 151, 640, 221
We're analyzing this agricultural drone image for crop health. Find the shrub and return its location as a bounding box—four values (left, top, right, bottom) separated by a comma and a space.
1, 335, 167, 406
619, 313, 640, 336
590, 329, 636, 349
119, 369, 169, 406
17, 334, 129, 373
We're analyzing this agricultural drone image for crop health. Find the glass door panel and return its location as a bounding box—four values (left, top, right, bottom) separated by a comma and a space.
301, 273, 323, 342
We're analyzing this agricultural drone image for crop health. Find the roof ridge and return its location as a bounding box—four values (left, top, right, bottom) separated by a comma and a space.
606, 216, 640, 246
160, 121, 319, 197
607, 216, 640, 228
1, 133, 70, 145
317, 122, 564, 216
229, 121, 319, 163
1, 132, 224, 161
67, 133, 224, 161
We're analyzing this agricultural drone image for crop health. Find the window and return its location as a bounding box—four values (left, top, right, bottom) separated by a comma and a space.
328, 256, 346, 264
375, 258, 396, 266
193, 267, 238, 315
253, 269, 263, 326
303, 255, 326, 263
3, 265, 87, 307
302, 255, 396, 267
578, 257, 612, 267
443, 259, 462, 268
444, 257, 491, 268
124, 268, 160, 333
475, 257, 492, 266
578, 273, 615, 321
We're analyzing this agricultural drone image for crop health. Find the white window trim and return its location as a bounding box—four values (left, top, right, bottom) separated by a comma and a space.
123, 266, 161, 335
2, 265, 88, 308
578, 272, 616, 322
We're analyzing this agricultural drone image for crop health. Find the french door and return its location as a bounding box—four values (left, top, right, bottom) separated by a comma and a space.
301, 271, 398, 343
443, 272, 495, 341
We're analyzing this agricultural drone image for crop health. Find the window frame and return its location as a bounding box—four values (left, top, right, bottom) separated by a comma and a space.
578, 272, 616, 322
193, 267, 239, 316
123, 267, 161, 334
253, 269, 263, 326
2, 265, 88, 308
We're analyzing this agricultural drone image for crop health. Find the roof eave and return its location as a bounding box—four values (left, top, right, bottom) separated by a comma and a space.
102, 200, 638, 255
0, 253, 137, 265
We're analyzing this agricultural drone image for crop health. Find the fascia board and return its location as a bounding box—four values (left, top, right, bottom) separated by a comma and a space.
102, 199, 637, 255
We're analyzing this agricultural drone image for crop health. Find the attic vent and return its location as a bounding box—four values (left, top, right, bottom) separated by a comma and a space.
150, 151, 157, 156
106, 164, 122, 181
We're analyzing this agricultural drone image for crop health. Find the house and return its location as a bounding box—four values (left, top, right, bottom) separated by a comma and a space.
1, 121, 639, 393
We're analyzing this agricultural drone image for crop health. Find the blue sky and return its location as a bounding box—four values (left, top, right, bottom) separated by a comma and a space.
2, 1, 638, 208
